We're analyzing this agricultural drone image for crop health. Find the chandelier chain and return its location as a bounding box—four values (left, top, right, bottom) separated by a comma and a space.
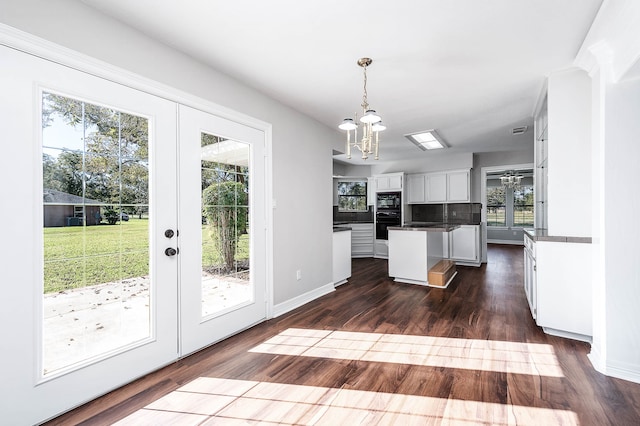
361, 65, 369, 110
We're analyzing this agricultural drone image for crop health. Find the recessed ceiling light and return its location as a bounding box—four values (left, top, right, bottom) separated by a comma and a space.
404, 130, 448, 151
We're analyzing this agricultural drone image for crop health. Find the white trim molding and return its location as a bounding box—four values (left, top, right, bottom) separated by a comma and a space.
272, 282, 335, 318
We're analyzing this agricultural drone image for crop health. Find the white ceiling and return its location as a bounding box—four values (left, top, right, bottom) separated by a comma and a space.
81, 0, 602, 165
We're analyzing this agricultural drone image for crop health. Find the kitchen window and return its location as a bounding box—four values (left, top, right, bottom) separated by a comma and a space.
337, 180, 368, 212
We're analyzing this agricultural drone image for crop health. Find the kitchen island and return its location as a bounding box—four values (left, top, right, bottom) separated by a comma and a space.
388, 224, 459, 288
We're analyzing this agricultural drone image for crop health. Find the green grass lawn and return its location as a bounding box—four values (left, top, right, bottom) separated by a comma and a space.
44, 218, 249, 293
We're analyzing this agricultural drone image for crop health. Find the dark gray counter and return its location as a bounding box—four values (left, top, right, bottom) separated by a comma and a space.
389, 224, 460, 232
333, 226, 352, 233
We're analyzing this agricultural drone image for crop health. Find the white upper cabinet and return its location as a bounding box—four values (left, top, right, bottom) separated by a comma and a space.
427, 173, 448, 202
367, 177, 375, 205
447, 170, 470, 202
374, 172, 403, 192
406, 169, 470, 204
407, 174, 426, 203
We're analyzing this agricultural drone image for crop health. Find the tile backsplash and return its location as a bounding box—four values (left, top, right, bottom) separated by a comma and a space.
411, 203, 481, 224
333, 206, 374, 223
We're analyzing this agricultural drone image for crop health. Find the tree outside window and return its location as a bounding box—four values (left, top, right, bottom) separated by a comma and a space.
514, 185, 534, 227
486, 186, 506, 226
337, 181, 368, 212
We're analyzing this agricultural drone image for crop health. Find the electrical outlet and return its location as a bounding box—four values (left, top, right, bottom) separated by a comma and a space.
296, 270, 302, 281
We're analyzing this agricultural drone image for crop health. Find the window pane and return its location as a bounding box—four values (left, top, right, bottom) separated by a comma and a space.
514, 185, 534, 227
42, 92, 150, 376
201, 134, 252, 318
337, 181, 368, 212
486, 186, 506, 227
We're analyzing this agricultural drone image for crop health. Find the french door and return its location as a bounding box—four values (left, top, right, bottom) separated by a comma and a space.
0, 44, 267, 424
178, 105, 267, 355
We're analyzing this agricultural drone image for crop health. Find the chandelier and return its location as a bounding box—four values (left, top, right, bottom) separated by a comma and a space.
338, 58, 385, 160
500, 170, 523, 188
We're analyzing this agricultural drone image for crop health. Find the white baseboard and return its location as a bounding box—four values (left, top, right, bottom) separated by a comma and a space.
272, 282, 335, 318
589, 350, 640, 385
487, 239, 524, 246
604, 362, 640, 385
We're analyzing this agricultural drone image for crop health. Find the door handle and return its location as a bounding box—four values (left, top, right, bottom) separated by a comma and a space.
165, 247, 178, 257
164, 229, 175, 238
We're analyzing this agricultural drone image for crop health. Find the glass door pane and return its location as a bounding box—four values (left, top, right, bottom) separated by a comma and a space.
201, 134, 252, 317
41, 92, 151, 376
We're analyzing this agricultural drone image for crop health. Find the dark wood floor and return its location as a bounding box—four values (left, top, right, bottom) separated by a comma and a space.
47, 245, 640, 425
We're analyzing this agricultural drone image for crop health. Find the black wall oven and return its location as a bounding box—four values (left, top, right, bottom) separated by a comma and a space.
376, 192, 401, 210
375, 192, 401, 240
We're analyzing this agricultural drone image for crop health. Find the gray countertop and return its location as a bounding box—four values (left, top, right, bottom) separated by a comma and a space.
333, 226, 352, 233
333, 221, 373, 225
523, 228, 592, 244
388, 224, 460, 232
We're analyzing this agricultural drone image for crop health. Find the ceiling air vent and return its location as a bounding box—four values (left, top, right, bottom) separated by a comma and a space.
512, 126, 528, 135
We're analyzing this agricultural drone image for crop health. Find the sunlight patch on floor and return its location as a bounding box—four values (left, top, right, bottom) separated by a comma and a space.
114, 377, 578, 425
249, 328, 564, 377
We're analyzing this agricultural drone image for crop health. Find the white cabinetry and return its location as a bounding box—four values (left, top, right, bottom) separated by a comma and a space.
407, 174, 426, 203
449, 225, 480, 264
374, 240, 389, 258
523, 234, 537, 319
427, 173, 447, 202
367, 177, 375, 205
535, 240, 592, 341
349, 223, 374, 257
406, 169, 470, 204
447, 170, 470, 202
374, 173, 403, 192
536, 70, 591, 235
332, 229, 351, 286
534, 95, 548, 229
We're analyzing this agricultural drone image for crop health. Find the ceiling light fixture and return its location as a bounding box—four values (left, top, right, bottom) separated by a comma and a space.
404, 130, 447, 151
338, 58, 385, 160
500, 170, 523, 188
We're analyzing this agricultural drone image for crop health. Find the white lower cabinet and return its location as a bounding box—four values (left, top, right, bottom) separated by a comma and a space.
374, 239, 389, 258
349, 223, 374, 257
535, 240, 592, 341
332, 230, 351, 286
524, 234, 536, 319
448, 225, 480, 265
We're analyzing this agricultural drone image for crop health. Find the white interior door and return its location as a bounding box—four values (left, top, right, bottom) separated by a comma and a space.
1, 45, 178, 424
178, 105, 267, 356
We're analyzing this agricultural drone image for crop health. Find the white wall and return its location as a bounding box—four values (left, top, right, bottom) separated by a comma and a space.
0, 0, 337, 306
371, 152, 473, 175
602, 75, 640, 379
574, 0, 640, 384
547, 69, 592, 237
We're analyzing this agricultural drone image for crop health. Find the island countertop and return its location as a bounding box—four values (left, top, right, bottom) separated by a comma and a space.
388, 224, 460, 232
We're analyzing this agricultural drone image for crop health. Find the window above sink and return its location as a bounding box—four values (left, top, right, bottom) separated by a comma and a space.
337, 180, 368, 212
